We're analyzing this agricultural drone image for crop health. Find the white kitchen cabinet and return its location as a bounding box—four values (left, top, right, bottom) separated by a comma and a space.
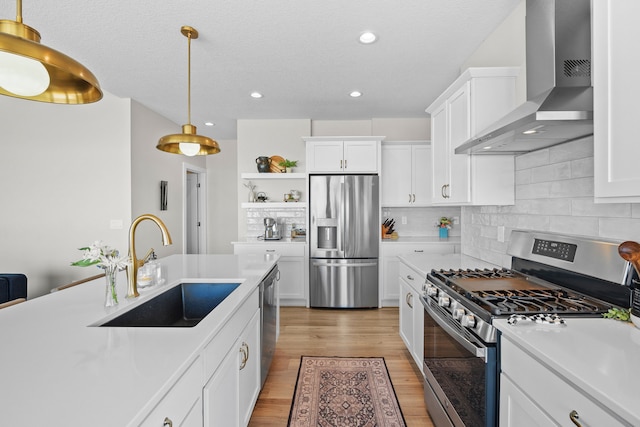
500, 337, 627, 427
426, 67, 518, 206
140, 357, 204, 427
398, 262, 426, 374
381, 143, 432, 206
304, 136, 382, 173
593, 0, 640, 202
381, 243, 456, 306
233, 243, 307, 306
202, 295, 261, 427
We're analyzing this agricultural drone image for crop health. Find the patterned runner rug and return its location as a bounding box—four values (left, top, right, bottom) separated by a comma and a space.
288, 356, 406, 427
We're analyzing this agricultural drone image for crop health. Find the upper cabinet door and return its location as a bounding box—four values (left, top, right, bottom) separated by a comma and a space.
411, 145, 432, 206
307, 140, 345, 172
430, 103, 449, 202
343, 140, 378, 172
446, 83, 472, 205
381, 145, 413, 206
593, 0, 640, 202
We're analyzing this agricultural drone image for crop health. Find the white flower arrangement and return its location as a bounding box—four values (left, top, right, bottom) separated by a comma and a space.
71, 241, 129, 271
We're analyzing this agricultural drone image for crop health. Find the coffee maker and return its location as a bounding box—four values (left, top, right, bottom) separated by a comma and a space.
263, 217, 281, 240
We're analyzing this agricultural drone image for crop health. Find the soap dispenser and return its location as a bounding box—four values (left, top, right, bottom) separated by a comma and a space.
137, 251, 159, 288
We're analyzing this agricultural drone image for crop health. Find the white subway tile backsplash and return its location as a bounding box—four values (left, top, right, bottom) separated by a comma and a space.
570, 157, 594, 178
530, 161, 572, 183
515, 169, 532, 185
516, 182, 551, 199
549, 216, 598, 236
549, 177, 593, 198
571, 198, 631, 217
548, 136, 593, 163
515, 149, 550, 170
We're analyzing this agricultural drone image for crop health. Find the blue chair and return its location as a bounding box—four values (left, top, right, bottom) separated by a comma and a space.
0, 274, 27, 303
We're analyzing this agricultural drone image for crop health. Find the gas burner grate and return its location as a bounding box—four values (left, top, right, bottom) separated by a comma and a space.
431, 268, 517, 280
472, 289, 609, 315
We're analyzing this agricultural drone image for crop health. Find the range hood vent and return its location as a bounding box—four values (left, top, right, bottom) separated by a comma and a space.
455, 0, 593, 155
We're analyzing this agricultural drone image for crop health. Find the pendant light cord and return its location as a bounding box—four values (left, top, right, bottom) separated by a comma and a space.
187, 31, 192, 125
16, 0, 23, 23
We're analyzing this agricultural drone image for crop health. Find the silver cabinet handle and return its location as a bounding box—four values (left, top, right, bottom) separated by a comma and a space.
406, 292, 413, 308
163, 417, 173, 427
412, 194, 416, 203
406, 275, 414, 281
239, 342, 249, 370
441, 184, 446, 198
409, 193, 412, 203
569, 410, 582, 427
344, 159, 347, 169
265, 249, 276, 252
445, 184, 450, 198
414, 249, 424, 253
340, 159, 343, 169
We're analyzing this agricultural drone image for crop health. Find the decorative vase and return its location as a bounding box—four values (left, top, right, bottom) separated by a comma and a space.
104, 265, 119, 307
439, 227, 449, 239
285, 166, 293, 173
256, 156, 271, 173
248, 190, 256, 202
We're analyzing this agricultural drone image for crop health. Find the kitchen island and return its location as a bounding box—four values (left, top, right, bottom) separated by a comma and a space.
0, 254, 278, 426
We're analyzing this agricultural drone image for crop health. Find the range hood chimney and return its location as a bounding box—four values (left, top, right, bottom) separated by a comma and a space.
455, 0, 592, 155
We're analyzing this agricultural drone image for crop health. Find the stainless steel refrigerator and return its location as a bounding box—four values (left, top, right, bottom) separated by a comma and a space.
309, 174, 379, 308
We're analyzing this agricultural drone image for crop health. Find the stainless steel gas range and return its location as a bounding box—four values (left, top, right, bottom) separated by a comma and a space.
420, 230, 634, 427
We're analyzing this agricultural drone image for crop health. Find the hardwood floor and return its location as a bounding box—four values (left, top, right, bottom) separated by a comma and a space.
249, 307, 435, 426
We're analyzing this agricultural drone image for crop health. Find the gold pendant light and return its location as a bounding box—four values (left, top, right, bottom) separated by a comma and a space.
157, 26, 220, 156
0, 0, 102, 103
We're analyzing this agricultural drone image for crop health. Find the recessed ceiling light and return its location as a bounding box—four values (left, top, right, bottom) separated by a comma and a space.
349, 91, 362, 98
483, 146, 492, 150
250, 92, 263, 98
359, 32, 377, 44
205, 122, 214, 127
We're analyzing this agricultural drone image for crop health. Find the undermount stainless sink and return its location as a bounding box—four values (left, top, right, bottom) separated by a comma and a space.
100, 282, 241, 327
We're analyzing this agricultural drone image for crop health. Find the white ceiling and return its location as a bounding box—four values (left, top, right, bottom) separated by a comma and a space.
4, 0, 521, 140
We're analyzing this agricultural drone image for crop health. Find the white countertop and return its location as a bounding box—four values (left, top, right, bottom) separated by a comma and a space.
495, 318, 640, 425
398, 253, 500, 277
0, 254, 278, 427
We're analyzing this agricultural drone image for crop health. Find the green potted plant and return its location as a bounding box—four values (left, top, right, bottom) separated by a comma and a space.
279, 159, 298, 173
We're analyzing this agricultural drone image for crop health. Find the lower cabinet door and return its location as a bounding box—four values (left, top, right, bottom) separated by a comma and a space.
500, 375, 556, 427
203, 309, 261, 427
238, 311, 261, 427
204, 344, 240, 426
398, 278, 414, 352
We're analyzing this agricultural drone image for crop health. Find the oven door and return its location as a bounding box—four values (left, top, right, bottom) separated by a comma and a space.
421, 296, 497, 427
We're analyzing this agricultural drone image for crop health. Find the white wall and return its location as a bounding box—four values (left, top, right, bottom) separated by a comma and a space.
0, 93, 132, 298
206, 139, 238, 254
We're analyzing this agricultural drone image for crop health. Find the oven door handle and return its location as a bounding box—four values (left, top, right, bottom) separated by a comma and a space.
421, 296, 486, 359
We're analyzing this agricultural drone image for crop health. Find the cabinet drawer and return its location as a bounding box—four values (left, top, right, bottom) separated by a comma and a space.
140, 356, 203, 427
234, 243, 305, 257
501, 338, 628, 427
399, 263, 424, 292
382, 243, 457, 257
202, 288, 259, 380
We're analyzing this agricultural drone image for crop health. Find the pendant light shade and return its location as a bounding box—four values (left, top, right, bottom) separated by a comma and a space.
0, 0, 102, 103
157, 26, 220, 156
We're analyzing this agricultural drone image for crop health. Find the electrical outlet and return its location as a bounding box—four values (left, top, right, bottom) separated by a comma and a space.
497, 226, 505, 242
453, 216, 460, 225
401, 216, 407, 225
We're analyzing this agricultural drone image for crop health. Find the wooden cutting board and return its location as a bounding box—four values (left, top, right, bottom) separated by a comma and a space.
270, 155, 285, 173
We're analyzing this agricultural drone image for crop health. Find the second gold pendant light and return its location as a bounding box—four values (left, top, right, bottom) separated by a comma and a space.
157, 26, 220, 157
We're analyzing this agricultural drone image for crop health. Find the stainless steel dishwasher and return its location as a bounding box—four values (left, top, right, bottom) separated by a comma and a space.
259, 265, 278, 388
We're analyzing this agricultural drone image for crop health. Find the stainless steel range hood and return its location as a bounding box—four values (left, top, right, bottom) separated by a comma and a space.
455, 0, 592, 155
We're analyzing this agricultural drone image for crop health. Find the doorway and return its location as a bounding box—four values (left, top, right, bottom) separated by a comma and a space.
183, 164, 207, 254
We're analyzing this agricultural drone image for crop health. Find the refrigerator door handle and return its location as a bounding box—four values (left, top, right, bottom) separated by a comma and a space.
340, 178, 346, 254
312, 261, 378, 268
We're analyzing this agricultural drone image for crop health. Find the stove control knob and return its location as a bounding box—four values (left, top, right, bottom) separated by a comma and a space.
453, 308, 466, 320
426, 285, 438, 297
437, 295, 450, 307
461, 314, 477, 328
